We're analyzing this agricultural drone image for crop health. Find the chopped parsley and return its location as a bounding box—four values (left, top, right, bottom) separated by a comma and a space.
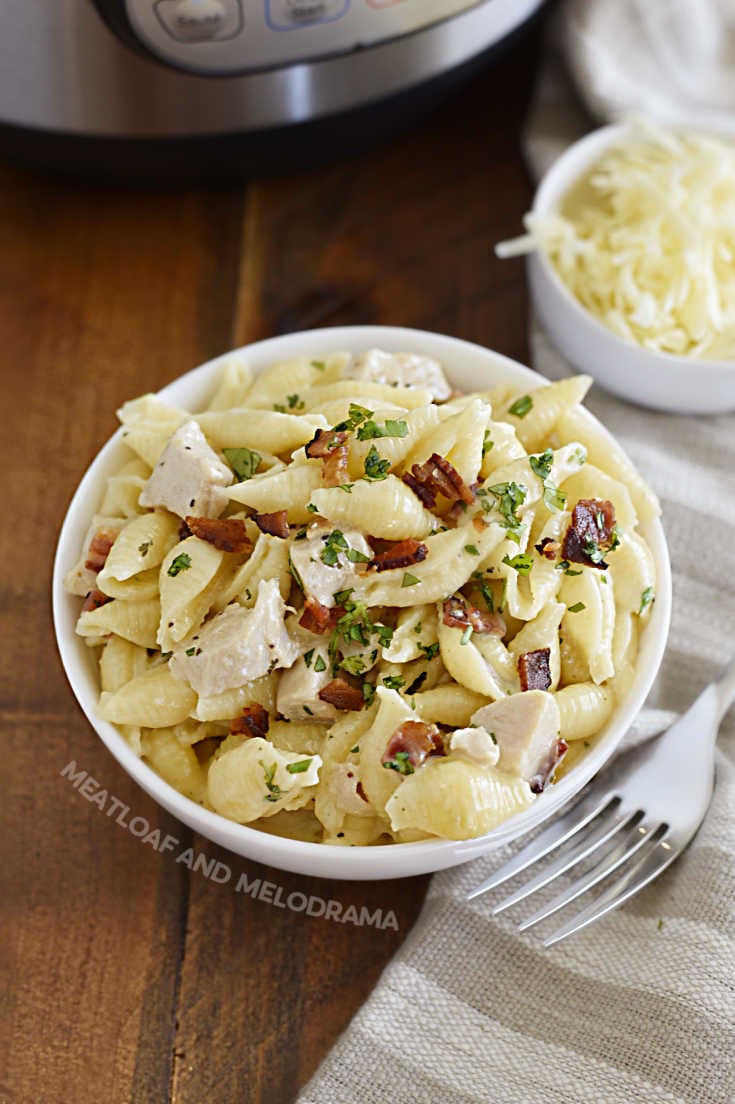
485, 481, 527, 541
471, 571, 495, 612
167, 553, 192, 577
364, 445, 390, 481
260, 760, 285, 803
138, 540, 151, 557
337, 483, 354, 493
362, 682, 375, 706
306, 503, 318, 514
356, 418, 408, 441
333, 587, 354, 606
311, 359, 326, 371
303, 705, 313, 716
382, 675, 405, 690
529, 448, 567, 513
314, 654, 327, 673
639, 586, 655, 615
383, 751, 414, 776
347, 547, 370, 564
482, 430, 494, 456
340, 655, 366, 676
419, 642, 440, 661
557, 560, 583, 576
288, 554, 304, 590
334, 403, 374, 432
303, 649, 315, 668
503, 552, 534, 576
568, 601, 586, 613
350, 745, 360, 754
272, 403, 286, 413
185, 646, 197, 656
286, 758, 313, 774
287, 393, 305, 410
320, 530, 348, 566
223, 447, 261, 482
375, 623, 394, 647
401, 572, 421, 587
464, 544, 480, 556
508, 394, 533, 418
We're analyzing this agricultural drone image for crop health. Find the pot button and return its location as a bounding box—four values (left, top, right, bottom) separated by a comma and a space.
155, 0, 243, 42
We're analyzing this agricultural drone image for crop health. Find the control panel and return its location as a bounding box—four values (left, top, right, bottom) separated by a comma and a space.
121, 0, 485, 74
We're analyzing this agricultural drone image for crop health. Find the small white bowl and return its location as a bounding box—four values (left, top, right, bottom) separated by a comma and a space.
528, 123, 735, 414
53, 326, 671, 880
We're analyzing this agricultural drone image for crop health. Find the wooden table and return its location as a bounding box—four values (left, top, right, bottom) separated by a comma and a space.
2, 30, 540, 1104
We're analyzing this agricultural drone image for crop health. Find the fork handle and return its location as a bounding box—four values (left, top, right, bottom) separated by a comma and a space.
715, 654, 735, 725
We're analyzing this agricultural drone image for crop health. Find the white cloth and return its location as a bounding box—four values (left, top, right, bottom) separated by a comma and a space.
297, 10, 735, 1102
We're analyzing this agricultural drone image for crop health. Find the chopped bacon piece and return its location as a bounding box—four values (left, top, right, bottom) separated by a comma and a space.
305, 428, 348, 458
368, 538, 428, 573
382, 720, 444, 771
84, 526, 119, 572
404, 453, 475, 511
562, 498, 617, 570
402, 471, 436, 508
82, 588, 112, 613
322, 444, 349, 488
298, 598, 343, 634
535, 537, 561, 561
518, 648, 552, 692
318, 677, 365, 712
229, 703, 270, 739
252, 510, 289, 539
185, 516, 253, 554
529, 738, 568, 794
441, 595, 505, 636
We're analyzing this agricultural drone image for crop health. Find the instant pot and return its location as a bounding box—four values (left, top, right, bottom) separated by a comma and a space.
0, 0, 545, 178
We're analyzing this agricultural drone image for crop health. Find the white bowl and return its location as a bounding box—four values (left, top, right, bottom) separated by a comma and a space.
53, 326, 671, 880
528, 123, 735, 414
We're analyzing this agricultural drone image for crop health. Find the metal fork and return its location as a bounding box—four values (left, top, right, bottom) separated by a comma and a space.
468, 656, 735, 945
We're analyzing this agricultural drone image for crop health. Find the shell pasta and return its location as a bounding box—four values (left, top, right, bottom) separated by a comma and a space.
64, 348, 658, 844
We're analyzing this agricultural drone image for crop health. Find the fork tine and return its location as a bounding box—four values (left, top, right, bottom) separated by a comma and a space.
492, 807, 640, 915
543, 828, 677, 946
467, 790, 619, 901
518, 818, 654, 931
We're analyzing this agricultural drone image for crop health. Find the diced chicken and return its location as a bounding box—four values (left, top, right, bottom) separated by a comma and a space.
64, 515, 125, 596
170, 578, 299, 696
449, 726, 500, 767
471, 690, 563, 787
345, 349, 451, 401
289, 523, 372, 609
276, 646, 338, 723
139, 420, 233, 519
325, 762, 373, 817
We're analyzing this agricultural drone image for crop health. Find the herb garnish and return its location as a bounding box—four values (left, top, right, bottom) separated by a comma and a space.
464, 544, 480, 556
287, 393, 305, 411
382, 675, 405, 690
223, 447, 261, 482
260, 760, 285, 803
304, 649, 315, 668
484, 481, 527, 542
401, 572, 420, 587
167, 553, 192, 577
529, 448, 567, 513
568, 601, 586, 613
419, 642, 440, 661
364, 445, 391, 481
383, 751, 414, 775
482, 430, 494, 456
639, 586, 655, 615
138, 540, 151, 557
471, 570, 495, 612
286, 758, 313, 774
314, 655, 327, 673
508, 394, 533, 418
503, 552, 534, 576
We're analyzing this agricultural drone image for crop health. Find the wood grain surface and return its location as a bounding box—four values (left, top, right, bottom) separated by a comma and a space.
1, 30, 539, 1104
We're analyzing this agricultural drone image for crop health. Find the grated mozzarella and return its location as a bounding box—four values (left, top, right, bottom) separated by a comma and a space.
502, 122, 735, 359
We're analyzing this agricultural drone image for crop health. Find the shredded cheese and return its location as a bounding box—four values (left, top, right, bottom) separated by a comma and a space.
502, 122, 735, 359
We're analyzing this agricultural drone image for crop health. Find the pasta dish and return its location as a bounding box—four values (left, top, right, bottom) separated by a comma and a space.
64, 348, 658, 844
